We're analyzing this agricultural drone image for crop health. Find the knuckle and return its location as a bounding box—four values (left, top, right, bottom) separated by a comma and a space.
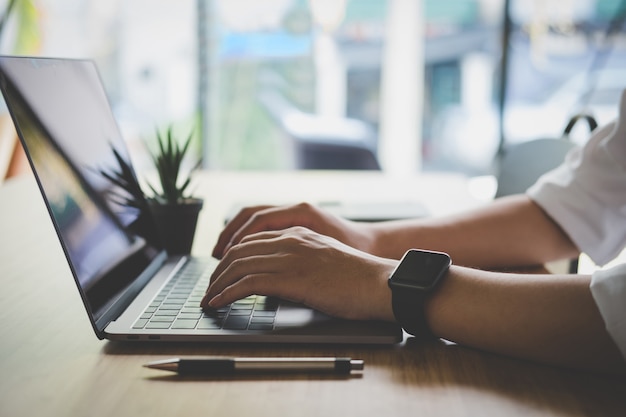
295, 201, 315, 211
282, 227, 308, 244
247, 210, 271, 228
242, 206, 262, 216
227, 257, 247, 273
240, 206, 267, 224
222, 242, 242, 259
248, 211, 262, 223
289, 225, 310, 234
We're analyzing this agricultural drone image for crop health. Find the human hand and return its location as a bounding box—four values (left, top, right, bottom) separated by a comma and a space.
212, 202, 378, 259
202, 226, 397, 322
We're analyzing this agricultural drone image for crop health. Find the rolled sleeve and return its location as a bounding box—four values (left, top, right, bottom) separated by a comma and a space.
527, 91, 626, 266
590, 264, 626, 360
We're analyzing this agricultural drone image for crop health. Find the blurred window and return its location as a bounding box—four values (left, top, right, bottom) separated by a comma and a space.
502, 0, 626, 148
203, 0, 505, 172
13, 1, 624, 176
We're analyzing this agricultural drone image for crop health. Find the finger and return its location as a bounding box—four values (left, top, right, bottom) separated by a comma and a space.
206, 273, 299, 308
221, 207, 292, 254
212, 205, 273, 258
203, 226, 324, 309
210, 230, 288, 285
201, 255, 265, 306
208, 250, 276, 295
201, 252, 292, 309
203, 234, 291, 308
221, 203, 323, 257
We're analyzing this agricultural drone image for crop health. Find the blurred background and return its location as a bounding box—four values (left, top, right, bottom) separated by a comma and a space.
1, 0, 625, 178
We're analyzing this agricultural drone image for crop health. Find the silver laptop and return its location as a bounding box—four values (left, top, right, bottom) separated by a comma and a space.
0, 56, 401, 344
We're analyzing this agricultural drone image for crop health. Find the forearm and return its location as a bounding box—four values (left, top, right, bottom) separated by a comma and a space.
369, 195, 579, 268
424, 266, 625, 373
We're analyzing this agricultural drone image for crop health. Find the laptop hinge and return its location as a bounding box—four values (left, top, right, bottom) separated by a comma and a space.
94, 251, 168, 337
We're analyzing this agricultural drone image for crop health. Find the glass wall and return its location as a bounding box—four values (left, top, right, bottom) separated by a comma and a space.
2, 0, 624, 175
0, 0, 199, 171
504, 0, 626, 145
203, 0, 505, 172
434, 0, 626, 174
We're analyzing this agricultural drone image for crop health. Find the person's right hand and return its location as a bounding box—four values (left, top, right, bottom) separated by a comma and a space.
211, 202, 378, 259
204, 225, 397, 322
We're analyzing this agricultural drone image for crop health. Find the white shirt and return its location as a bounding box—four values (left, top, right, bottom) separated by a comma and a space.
527, 90, 626, 359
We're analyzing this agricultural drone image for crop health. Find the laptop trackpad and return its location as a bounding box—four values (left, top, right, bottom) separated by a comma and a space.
274, 302, 328, 328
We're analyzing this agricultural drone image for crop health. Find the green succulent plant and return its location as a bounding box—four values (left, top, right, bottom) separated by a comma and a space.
98, 125, 200, 208
145, 127, 200, 204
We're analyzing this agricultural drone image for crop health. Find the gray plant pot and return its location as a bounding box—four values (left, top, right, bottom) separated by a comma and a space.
149, 198, 203, 255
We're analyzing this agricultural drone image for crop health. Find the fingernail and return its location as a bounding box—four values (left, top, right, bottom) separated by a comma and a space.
208, 295, 221, 307
201, 291, 214, 304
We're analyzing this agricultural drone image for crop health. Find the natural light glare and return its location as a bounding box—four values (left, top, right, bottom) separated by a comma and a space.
378, 0, 423, 175
309, 0, 347, 32
217, 0, 293, 32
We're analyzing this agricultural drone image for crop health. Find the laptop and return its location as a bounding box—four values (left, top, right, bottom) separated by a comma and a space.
0, 56, 402, 344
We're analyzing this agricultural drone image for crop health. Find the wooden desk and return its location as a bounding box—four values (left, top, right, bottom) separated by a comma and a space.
1, 172, 625, 417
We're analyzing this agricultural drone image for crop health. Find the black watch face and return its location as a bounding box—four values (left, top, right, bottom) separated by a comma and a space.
389, 250, 451, 291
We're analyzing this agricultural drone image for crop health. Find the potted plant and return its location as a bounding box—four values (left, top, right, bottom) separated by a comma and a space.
98, 126, 202, 255
145, 127, 203, 255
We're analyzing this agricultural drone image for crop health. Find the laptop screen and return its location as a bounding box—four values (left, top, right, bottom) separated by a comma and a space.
0, 57, 163, 327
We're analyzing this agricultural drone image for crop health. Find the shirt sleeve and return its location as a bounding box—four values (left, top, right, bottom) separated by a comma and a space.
590, 264, 626, 360
527, 90, 626, 266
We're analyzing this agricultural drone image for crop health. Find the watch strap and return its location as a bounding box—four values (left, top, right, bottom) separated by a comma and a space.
390, 287, 432, 337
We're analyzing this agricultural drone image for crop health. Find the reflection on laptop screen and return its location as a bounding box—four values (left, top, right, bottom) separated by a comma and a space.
0, 57, 163, 321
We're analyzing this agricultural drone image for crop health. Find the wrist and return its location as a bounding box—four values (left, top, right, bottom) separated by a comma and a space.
365, 257, 397, 322
367, 222, 397, 258
387, 249, 451, 336
379, 273, 396, 322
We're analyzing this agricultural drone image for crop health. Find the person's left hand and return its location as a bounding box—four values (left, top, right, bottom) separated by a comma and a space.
211, 202, 378, 260
201, 226, 397, 322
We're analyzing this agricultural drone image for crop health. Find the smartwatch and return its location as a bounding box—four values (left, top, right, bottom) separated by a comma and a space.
387, 249, 451, 336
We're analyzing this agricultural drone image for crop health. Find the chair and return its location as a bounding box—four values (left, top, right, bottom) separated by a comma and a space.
495, 114, 597, 198
283, 111, 380, 170
494, 137, 577, 198
259, 91, 381, 170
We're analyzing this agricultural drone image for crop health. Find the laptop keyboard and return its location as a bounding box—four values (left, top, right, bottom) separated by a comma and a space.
132, 258, 278, 331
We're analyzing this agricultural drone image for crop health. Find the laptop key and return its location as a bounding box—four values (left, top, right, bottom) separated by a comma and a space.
146, 322, 172, 329
197, 318, 222, 329
250, 317, 274, 324
231, 304, 254, 310
178, 312, 202, 320
254, 304, 279, 312
132, 319, 148, 329
159, 304, 184, 310
248, 323, 274, 331
181, 306, 203, 314
154, 310, 179, 316
223, 316, 250, 330
150, 316, 175, 323
172, 319, 198, 329
252, 311, 276, 317
233, 298, 255, 305
229, 310, 253, 316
